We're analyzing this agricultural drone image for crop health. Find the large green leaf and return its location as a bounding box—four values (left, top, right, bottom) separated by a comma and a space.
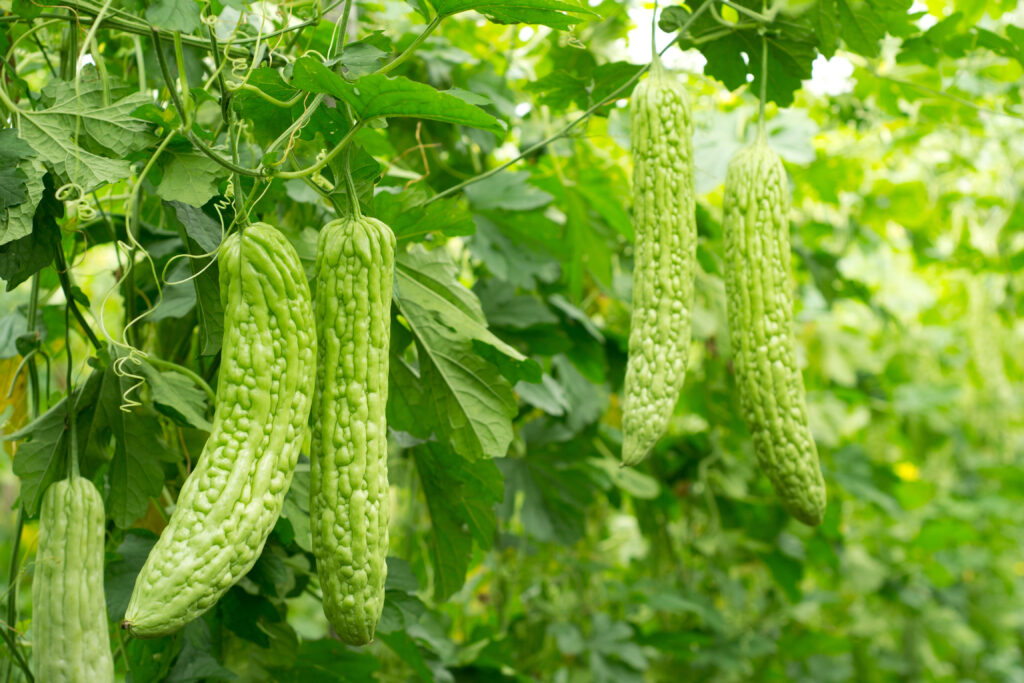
291, 57, 504, 134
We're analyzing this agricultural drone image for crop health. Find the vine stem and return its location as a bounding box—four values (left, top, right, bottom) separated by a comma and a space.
188, 133, 267, 178
26, 276, 41, 416
206, 24, 249, 226
18, 0, 326, 56
758, 30, 767, 142
264, 7, 443, 164
332, 0, 355, 56
274, 121, 364, 179
66, 302, 80, 479
264, 93, 325, 158
650, 0, 658, 60
55, 244, 103, 350
152, 28, 266, 179
343, 146, 361, 217
152, 28, 187, 128
722, 0, 774, 23
424, 0, 714, 206
376, 15, 442, 75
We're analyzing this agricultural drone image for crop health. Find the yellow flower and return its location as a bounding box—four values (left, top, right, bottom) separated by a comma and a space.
894, 462, 920, 482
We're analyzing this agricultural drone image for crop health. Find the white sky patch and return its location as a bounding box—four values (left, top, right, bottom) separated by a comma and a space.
518, 26, 535, 41
514, 102, 532, 117
624, 7, 855, 98
910, 0, 938, 30
78, 54, 95, 70
807, 54, 855, 96
625, 7, 706, 73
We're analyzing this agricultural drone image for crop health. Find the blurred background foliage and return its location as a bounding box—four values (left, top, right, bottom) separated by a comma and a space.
1, 0, 1023, 680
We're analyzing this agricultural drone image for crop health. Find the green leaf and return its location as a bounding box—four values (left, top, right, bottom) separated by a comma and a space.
376, 631, 434, 681
497, 445, 592, 545
139, 360, 211, 430
18, 69, 154, 192
156, 152, 228, 208
815, 0, 840, 57
0, 166, 28, 210
148, 260, 198, 322
475, 279, 559, 329
413, 442, 502, 600
8, 370, 103, 516
0, 159, 45, 246
166, 201, 223, 252
145, 0, 202, 33
291, 56, 504, 134
387, 336, 432, 439
92, 355, 177, 527
397, 247, 531, 365
395, 248, 527, 459
268, 639, 380, 682
218, 587, 281, 647
677, 17, 816, 107
105, 530, 158, 620
588, 457, 660, 499
0, 171, 61, 290
760, 549, 803, 602
469, 214, 562, 290
375, 191, 475, 242
464, 171, 553, 211
835, 0, 886, 57
278, 468, 312, 552
165, 202, 224, 355
337, 40, 390, 79
0, 128, 35, 163
166, 620, 237, 682
432, 0, 591, 29
408, 316, 518, 460
515, 374, 570, 415
10, 400, 69, 516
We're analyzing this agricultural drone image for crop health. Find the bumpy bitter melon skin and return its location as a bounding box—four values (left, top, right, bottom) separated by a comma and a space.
123, 223, 316, 636
722, 140, 826, 526
621, 55, 698, 466
311, 215, 394, 645
32, 476, 114, 683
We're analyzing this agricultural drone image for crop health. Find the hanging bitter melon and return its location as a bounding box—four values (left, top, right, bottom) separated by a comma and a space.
621, 54, 698, 466
32, 476, 115, 682
722, 139, 826, 526
123, 223, 317, 636
311, 215, 394, 645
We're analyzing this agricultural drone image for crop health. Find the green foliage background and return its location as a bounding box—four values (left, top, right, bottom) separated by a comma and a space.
1, 0, 1023, 680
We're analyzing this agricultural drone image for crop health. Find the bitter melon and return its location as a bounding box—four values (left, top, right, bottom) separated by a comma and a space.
32, 476, 114, 683
722, 139, 826, 526
123, 223, 316, 636
311, 215, 394, 645
621, 54, 698, 466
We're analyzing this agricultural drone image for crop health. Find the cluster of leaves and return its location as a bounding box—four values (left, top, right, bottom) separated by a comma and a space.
1, 0, 1023, 681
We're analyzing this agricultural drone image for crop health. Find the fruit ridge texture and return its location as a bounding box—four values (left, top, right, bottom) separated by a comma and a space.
722, 140, 826, 526
622, 56, 698, 466
311, 215, 394, 645
123, 223, 316, 636
32, 476, 115, 683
